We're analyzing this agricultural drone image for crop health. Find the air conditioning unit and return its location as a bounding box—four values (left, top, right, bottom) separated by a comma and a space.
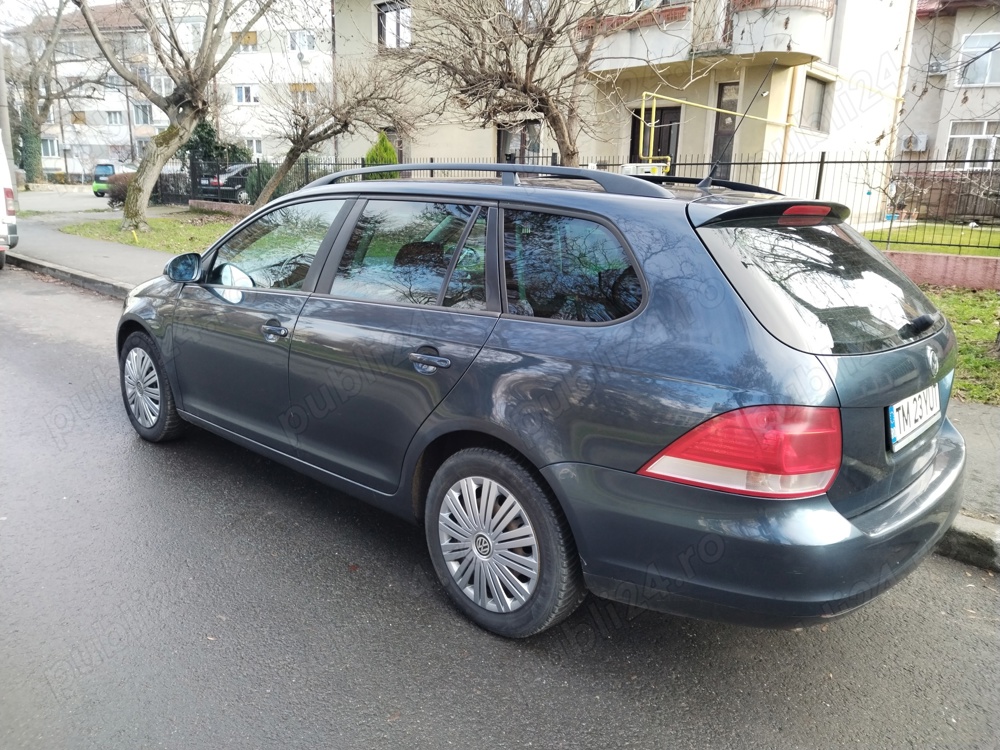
927, 60, 946, 75
902, 133, 929, 152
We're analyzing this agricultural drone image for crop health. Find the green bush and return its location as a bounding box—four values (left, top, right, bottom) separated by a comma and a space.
107, 173, 136, 209
363, 132, 399, 179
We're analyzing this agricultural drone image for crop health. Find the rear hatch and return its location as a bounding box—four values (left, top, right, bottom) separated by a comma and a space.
690, 197, 956, 518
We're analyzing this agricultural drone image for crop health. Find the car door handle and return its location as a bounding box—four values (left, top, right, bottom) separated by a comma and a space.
409, 352, 451, 370
260, 324, 289, 342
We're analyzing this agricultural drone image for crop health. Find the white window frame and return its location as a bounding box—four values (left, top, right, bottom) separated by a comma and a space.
946, 120, 999, 168
150, 75, 173, 97
234, 84, 260, 104
41, 138, 59, 157
800, 76, 829, 132
289, 30, 316, 51
245, 138, 264, 155
107, 111, 124, 125
959, 33, 1000, 86
133, 102, 153, 125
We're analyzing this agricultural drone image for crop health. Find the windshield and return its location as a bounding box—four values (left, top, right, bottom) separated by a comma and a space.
94, 165, 115, 178
696, 219, 944, 355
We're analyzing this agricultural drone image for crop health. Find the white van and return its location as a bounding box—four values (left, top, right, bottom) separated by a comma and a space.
0, 131, 17, 270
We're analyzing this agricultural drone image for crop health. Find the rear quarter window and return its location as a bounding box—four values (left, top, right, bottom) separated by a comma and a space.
696, 220, 943, 354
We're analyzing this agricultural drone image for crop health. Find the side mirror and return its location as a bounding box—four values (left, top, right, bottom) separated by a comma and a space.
218, 263, 254, 288
165, 252, 203, 283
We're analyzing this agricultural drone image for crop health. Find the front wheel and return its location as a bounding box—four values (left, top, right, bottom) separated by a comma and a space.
119, 331, 185, 442
236, 189, 250, 205
425, 448, 585, 637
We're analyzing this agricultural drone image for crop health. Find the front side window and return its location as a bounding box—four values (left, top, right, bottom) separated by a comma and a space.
210, 200, 346, 290
377, 2, 411, 48
946, 119, 999, 167
960, 33, 1000, 85
503, 210, 642, 322
332, 200, 484, 308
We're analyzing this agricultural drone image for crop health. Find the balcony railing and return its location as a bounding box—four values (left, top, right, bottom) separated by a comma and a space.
578, 3, 689, 37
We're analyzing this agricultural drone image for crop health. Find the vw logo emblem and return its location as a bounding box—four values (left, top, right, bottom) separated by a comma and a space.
926, 347, 940, 378
474, 533, 493, 558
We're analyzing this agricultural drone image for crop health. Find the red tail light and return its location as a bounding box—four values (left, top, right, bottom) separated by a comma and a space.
4, 187, 14, 215
779, 204, 831, 227
209, 177, 221, 187
639, 405, 842, 499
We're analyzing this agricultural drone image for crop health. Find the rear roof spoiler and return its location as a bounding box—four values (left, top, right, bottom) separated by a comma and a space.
689, 200, 851, 228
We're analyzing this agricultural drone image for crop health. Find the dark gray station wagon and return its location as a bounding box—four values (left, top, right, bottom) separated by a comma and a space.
117, 163, 965, 637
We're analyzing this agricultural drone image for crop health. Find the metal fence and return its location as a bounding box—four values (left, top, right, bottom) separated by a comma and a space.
154, 151, 1000, 255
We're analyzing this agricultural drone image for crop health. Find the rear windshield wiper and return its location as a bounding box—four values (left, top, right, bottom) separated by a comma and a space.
898, 313, 938, 340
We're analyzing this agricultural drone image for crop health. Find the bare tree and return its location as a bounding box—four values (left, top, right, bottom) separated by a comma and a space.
252, 62, 424, 207
402, 0, 621, 167
5, 0, 110, 182
72, 0, 277, 230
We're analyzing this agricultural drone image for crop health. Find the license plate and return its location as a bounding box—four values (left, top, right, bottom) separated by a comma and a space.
887, 384, 941, 451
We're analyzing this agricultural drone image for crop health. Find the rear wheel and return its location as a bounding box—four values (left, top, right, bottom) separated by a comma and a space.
119, 331, 185, 442
424, 448, 584, 637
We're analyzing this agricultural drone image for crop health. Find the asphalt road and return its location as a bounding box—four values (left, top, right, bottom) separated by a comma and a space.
1, 266, 998, 750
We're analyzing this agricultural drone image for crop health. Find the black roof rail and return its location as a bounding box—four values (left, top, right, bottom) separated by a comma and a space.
632, 173, 783, 196
302, 162, 675, 199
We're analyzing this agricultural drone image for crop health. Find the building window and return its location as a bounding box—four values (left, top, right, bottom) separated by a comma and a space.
960, 34, 1000, 86
107, 111, 124, 125
289, 82, 317, 106
181, 21, 204, 52
71, 111, 87, 125
235, 84, 260, 104
377, 2, 411, 49
232, 30, 258, 52
106, 74, 124, 91
150, 76, 173, 97
136, 138, 151, 158
245, 138, 263, 155
41, 138, 59, 157
801, 76, 828, 131
946, 120, 999, 167
133, 103, 153, 125
289, 30, 315, 51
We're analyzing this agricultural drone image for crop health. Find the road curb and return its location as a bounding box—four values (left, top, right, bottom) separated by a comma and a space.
937, 514, 1000, 572
6, 252, 133, 300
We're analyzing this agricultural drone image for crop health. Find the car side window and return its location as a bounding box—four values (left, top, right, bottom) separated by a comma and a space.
331, 200, 483, 307
209, 199, 345, 290
503, 210, 642, 322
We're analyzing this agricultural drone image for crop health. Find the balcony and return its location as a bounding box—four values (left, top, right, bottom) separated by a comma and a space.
729, 0, 834, 65
588, 0, 834, 74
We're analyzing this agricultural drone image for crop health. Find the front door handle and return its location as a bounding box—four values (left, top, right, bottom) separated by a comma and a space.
261, 323, 289, 342
409, 352, 452, 373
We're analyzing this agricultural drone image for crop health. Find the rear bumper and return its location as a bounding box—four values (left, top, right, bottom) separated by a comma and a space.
542, 418, 966, 628
2, 223, 16, 249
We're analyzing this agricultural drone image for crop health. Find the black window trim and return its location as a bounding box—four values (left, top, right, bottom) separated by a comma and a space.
313, 195, 502, 314
496, 203, 648, 327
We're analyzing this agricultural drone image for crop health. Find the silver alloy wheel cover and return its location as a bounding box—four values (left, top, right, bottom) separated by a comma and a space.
123, 347, 161, 429
437, 476, 539, 613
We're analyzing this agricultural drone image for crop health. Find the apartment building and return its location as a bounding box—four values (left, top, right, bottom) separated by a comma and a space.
900, 0, 1000, 163
7, 0, 933, 180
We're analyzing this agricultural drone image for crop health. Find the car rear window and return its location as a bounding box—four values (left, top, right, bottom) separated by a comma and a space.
94, 165, 115, 178
696, 219, 944, 355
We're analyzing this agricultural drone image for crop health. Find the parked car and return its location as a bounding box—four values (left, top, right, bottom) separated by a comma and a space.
197, 163, 255, 204
0, 135, 17, 267
92, 161, 137, 197
116, 163, 965, 638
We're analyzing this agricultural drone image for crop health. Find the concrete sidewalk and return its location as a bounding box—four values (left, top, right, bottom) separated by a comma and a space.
5, 208, 999, 572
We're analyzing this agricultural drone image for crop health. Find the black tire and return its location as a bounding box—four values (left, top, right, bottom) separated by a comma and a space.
94, 191, 105, 197
118, 331, 185, 442
425, 448, 585, 637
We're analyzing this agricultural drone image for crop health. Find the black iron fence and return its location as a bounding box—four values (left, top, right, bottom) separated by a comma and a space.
154, 151, 1000, 255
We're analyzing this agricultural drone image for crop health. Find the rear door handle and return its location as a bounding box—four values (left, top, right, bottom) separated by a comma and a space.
261, 323, 289, 342
409, 352, 452, 372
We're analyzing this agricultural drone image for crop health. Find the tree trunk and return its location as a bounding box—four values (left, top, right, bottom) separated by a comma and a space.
20, 119, 43, 183
991, 331, 1000, 359
252, 150, 303, 209
121, 118, 198, 231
